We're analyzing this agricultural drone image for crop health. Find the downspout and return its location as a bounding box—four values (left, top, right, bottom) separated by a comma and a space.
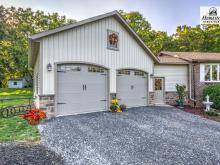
189, 63, 196, 107
193, 63, 197, 107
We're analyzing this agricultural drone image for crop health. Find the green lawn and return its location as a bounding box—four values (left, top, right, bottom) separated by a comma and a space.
0, 88, 33, 108
0, 116, 40, 142
0, 88, 39, 142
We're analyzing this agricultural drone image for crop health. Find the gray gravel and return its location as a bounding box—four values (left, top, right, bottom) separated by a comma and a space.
39, 106, 220, 165
0, 142, 64, 165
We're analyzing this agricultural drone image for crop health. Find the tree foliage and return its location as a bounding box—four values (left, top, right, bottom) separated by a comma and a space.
120, 10, 220, 54
120, 10, 171, 55
0, 6, 75, 87
0, 7, 220, 87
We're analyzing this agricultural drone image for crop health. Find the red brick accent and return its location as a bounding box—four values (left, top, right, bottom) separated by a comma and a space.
164, 91, 189, 105
191, 63, 206, 107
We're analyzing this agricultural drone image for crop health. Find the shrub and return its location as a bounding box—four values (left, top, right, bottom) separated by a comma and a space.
203, 84, 220, 110
21, 109, 46, 125
206, 111, 219, 116
176, 84, 186, 100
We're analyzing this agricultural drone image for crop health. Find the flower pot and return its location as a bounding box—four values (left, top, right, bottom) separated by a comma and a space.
28, 120, 40, 125
116, 109, 122, 113
176, 99, 184, 108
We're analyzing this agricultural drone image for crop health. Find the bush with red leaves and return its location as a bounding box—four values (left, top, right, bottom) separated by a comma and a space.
21, 109, 47, 125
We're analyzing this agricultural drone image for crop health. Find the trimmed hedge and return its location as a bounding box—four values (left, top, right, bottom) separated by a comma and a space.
203, 84, 220, 110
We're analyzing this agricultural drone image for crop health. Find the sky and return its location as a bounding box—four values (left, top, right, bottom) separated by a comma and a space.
1, 0, 220, 35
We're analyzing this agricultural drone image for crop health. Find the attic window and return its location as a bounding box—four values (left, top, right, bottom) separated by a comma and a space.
107, 30, 119, 50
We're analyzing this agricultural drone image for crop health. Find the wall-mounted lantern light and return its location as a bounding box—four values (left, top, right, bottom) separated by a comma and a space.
47, 63, 52, 71
150, 74, 154, 78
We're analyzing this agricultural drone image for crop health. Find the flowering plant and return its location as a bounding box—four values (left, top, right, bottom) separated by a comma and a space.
111, 99, 119, 105
110, 99, 124, 113
21, 109, 46, 125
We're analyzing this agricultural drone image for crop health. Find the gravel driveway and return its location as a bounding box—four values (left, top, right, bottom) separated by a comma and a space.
0, 143, 64, 165
39, 106, 220, 165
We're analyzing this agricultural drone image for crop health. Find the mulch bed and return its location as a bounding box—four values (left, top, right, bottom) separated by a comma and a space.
0, 143, 64, 165
181, 106, 220, 122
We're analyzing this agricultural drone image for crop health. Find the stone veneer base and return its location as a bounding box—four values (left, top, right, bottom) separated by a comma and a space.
38, 94, 55, 119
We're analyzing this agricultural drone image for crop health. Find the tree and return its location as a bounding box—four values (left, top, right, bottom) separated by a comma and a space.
0, 6, 76, 87
120, 10, 171, 55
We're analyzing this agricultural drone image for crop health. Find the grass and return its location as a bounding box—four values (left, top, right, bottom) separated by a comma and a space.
0, 88, 39, 142
206, 111, 219, 116
0, 88, 33, 108
0, 116, 40, 142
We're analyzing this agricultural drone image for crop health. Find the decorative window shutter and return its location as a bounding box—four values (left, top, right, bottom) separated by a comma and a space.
200, 64, 205, 82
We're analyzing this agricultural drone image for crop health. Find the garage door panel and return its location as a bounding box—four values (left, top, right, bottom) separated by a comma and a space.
56, 64, 108, 116
117, 70, 147, 108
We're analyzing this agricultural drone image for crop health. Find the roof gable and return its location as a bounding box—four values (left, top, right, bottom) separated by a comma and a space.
29, 11, 159, 66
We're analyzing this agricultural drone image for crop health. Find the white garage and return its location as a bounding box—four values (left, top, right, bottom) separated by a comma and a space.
117, 69, 148, 108
29, 11, 158, 117
56, 64, 108, 116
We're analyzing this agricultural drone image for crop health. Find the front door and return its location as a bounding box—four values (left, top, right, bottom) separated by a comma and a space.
154, 78, 164, 104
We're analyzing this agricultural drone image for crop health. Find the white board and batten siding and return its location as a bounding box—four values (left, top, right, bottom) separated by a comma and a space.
154, 65, 189, 91
33, 52, 40, 108
40, 17, 154, 95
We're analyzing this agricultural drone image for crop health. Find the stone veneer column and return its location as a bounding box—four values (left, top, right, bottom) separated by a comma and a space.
38, 95, 55, 119
164, 91, 189, 105
149, 92, 155, 105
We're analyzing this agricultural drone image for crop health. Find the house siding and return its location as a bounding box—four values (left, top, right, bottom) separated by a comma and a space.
40, 17, 154, 95
154, 64, 189, 91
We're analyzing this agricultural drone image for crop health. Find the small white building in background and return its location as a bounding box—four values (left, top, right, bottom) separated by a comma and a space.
8, 78, 27, 88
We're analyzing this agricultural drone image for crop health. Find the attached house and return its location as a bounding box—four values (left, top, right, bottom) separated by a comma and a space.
154, 52, 220, 107
29, 11, 220, 118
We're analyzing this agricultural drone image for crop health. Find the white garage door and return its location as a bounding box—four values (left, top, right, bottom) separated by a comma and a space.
117, 69, 148, 108
56, 64, 108, 116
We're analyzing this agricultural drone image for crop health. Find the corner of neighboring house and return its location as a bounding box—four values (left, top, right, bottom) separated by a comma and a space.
190, 62, 216, 107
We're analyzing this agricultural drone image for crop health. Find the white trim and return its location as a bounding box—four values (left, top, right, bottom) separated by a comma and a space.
200, 64, 205, 82
203, 63, 220, 82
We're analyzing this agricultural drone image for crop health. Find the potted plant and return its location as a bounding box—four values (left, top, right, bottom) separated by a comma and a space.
110, 104, 118, 112
110, 99, 125, 113
175, 84, 186, 108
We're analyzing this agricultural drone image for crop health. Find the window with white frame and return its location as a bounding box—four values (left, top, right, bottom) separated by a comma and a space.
204, 64, 220, 82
